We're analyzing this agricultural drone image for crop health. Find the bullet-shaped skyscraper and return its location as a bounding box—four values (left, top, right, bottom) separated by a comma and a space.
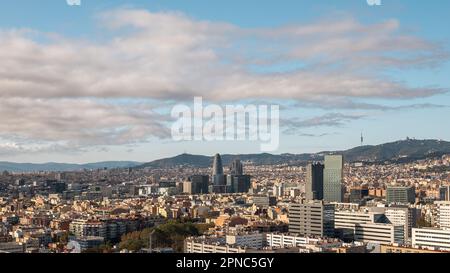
212, 153, 224, 176
212, 153, 226, 193
323, 155, 344, 203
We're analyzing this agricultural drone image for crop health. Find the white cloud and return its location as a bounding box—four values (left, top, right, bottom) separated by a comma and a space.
0, 8, 447, 155
0, 98, 169, 155
0, 9, 446, 102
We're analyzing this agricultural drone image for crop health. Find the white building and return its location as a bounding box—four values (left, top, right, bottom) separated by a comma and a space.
384, 207, 415, 240
266, 233, 340, 248
273, 184, 285, 197
436, 201, 450, 229
225, 232, 264, 249
69, 219, 107, 238
412, 228, 450, 251
266, 233, 317, 247
185, 237, 247, 253
334, 210, 384, 238
354, 223, 404, 245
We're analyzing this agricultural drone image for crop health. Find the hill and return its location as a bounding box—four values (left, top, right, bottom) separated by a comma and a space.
0, 161, 142, 172
138, 139, 450, 169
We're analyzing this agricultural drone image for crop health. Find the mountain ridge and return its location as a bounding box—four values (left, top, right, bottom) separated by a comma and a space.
138, 139, 450, 169
2, 139, 450, 172
0, 161, 142, 172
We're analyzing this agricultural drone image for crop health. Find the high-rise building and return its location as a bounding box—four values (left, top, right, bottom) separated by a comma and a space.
288, 200, 335, 237
212, 153, 224, 176
323, 155, 344, 203
305, 163, 324, 201
212, 154, 226, 193
183, 175, 209, 194
226, 175, 251, 193
229, 159, 243, 175
386, 186, 415, 204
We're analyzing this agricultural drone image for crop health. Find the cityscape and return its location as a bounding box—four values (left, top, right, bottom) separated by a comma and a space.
2, 140, 450, 254
1, 0, 450, 262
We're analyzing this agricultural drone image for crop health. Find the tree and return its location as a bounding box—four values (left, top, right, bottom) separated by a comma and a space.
417, 216, 432, 228
118, 220, 207, 252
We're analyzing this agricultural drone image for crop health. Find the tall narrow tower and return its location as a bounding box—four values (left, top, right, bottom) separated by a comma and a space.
305, 162, 324, 200
323, 155, 344, 203
361, 132, 364, 146
212, 154, 224, 176
212, 154, 226, 193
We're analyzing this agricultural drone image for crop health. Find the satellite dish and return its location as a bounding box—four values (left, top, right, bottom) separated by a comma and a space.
66, 241, 81, 253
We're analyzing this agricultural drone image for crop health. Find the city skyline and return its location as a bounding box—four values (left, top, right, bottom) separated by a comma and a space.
3, 1, 450, 262
0, 0, 449, 164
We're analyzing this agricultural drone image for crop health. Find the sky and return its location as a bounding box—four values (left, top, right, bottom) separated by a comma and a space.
0, 0, 450, 163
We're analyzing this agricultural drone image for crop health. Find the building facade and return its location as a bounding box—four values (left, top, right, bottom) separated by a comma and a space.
354, 223, 404, 245
412, 228, 450, 251
289, 200, 335, 237
334, 210, 385, 240
323, 155, 344, 203
386, 186, 415, 204
384, 206, 416, 240
183, 175, 209, 194
305, 163, 324, 201
436, 201, 450, 229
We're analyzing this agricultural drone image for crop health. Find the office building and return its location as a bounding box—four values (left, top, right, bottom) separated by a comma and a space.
323, 155, 344, 203
334, 210, 385, 240
436, 201, 450, 229
212, 153, 224, 176
226, 175, 251, 193
384, 206, 417, 240
252, 195, 277, 207
354, 223, 405, 245
289, 200, 335, 237
183, 175, 209, 194
412, 228, 450, 251
349, 188, 369, 204
386, 186, 415, 204
229, 159, 243, 175
212, 154, 226, 193
305, 163, 324, 200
